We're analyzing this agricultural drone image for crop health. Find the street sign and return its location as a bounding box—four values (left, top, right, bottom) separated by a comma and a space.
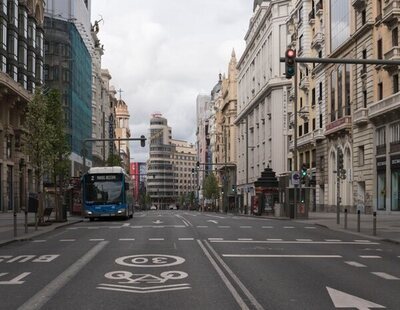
292, 171, 300, 185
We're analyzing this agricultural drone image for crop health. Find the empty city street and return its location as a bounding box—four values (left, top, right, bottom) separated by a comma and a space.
0, 211, 399, 310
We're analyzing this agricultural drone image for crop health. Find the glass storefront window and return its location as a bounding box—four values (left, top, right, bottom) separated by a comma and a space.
330, 0, 350, 51
377, 171, 386, 210
392, 170, 400, 211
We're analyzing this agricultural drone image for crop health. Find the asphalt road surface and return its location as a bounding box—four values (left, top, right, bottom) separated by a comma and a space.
0, 211, 399, 309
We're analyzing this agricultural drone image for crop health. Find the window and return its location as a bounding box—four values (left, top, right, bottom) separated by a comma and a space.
319, 82, 323, 100
330, 70, 336, 121
361, 9, 366, 25
299, 125, 303, 137
378, 82, 383, 100
312, 88, 316, 106
376, 127, 386, 146
392, 27, 398, 47
304, 122, 309, 134
319, 114, 323, 128
299, 35, 303, 52
312, 118, 316, 131
330, 0, 350, 51
393, 74, 399, 94
390, 122, 400, 143
363, 89, 367, 108
377, 39, 382, 59
362, 49, 367, 73
358, 146, 364, 166
299, 6, 303, 24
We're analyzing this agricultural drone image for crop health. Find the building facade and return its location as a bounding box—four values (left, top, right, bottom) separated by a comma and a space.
114, 98, 131, 171
0, 0, 45, 212
235, 0, 292, 208
44, 0, 92, 176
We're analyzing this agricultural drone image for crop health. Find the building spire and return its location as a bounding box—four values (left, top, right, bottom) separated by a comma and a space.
117, 88, 124, 101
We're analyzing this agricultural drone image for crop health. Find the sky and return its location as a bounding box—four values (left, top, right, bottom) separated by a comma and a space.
90, 0, 253, 162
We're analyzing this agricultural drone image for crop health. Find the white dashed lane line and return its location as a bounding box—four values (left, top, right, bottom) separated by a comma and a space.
149, 238, 164, 241
267, 238, 283, 241
304, 226, 316, 229
325, 239, 342, 242
60, 239, 76, 242
197, 226, 208, 228
283, 226, 295, 229
208, 238, 224, 241
345, 261, 367, 268
296, 239, 313, 242
239, 226, 252, 229
262, 226, 274, 229
178, 238, 194, 241
359, 255, 382, 259
32, 240, 46, 243
238, 238, 253, 241
119, 238, 135, 241
218, 226, 231, 228
371, 272, 400, 280
89, 239, 105, 241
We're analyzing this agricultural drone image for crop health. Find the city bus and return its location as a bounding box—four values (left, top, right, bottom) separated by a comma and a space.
82, 166, 134, 221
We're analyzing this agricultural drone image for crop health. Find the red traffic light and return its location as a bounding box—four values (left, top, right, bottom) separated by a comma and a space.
286, 49, 295, 58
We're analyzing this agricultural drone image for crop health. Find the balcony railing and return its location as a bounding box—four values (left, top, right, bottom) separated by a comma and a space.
313, 128, 325, 142
298, 132, 313, 148
311, 32, 324, 50
383, 0, 400, 24
369, 91, 400, 121
325, 115, 352, 136
384, 46, 400, 60
353, 108, 369, 126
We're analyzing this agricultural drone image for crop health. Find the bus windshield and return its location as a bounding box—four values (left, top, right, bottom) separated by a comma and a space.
84, 174, 123, 205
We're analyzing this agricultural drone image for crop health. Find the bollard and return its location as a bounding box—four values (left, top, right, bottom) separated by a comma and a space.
344, 209, 348, 230
373, 211, 377, 236
357, 210, 361, 232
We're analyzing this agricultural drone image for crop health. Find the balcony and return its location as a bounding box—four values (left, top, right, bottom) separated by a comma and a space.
383, 46, 400, 70
308, 10, 315, 24
325, 115, 352, 136
311, 32, 324, 50
353, 108, 369, 126
313, 128, 325, 142
299, 105, 310, 120
316, 0, 323, 16
352, 0, 366, 9
382, 0, 400, 25
297, 132, 313, 148
299, 76, 310, 90
369, 91, 400, 121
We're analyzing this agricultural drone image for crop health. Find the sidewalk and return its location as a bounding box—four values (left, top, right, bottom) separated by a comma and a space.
296, 212, 400, 244
0, 211, 83, 247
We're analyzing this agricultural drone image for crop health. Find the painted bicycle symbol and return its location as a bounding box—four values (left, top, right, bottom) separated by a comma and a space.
104, 270, 188, 284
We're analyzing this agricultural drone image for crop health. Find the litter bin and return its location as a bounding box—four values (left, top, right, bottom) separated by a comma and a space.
28, 193, 39, 213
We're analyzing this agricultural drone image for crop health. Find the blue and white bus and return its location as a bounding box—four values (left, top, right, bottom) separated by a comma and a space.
82, 166, 134, 221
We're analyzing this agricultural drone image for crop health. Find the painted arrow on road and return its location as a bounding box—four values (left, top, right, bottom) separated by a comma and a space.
153, 220, 163, 224
327, 287, 385, 309
207, 220, 218, 224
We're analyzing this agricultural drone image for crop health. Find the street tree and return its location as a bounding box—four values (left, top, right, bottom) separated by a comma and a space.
25, 90, 52, 222
203, 173, 220, 209
45, 89, 71, 221
106, 154, 122, 166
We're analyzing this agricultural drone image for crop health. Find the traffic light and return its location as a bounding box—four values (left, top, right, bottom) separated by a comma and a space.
231, 185, 235, 193
285, 48, 296, 79
191, 168, 195, 174
196, 161, 200, 168
301, 163, 307, 178
337, 148, 344, 171
140, 135, 146, 147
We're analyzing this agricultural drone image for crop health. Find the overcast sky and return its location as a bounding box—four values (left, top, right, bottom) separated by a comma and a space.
90, 0, 253, 162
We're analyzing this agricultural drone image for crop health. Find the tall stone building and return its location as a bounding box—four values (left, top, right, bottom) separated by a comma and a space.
0, 0, 45, 212
236, 0, 291, 208
114, 98, 131, 171
147, 114, 196, 209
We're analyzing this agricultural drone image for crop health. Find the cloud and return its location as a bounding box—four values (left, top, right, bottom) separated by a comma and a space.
91, 0, 252, 162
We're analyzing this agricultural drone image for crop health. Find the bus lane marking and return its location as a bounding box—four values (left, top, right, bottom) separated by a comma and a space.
115, 254, 185, 268
0, 272, 31, 284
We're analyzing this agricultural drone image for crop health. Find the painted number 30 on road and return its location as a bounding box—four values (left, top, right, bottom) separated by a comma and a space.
115, 255, 185, 268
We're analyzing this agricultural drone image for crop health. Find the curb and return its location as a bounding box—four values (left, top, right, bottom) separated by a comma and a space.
0, 218, 83, 248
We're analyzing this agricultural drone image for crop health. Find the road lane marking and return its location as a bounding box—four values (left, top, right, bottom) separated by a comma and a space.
223, 255, 343, 258
218, 226, 230, 228
205, 214, 226, 219
196, 241, 251, 310
88, 227, 99, 230
296, 239, 312, 242
354, 239, 371, 243
178, 238, 194, 241
202, 240, 265, 310
149, 238, 164, 241
359, 255, 382, 259
208, 238, 223, 241
238, 238, 253, 241
109, 226, 122, 229
132, 226, 143, 229
59, 239, 76, 242
119, 238, 135, 241
240, 226, 252, 229
209, 240, 380, 245
283, 226, 295, 229
304, 226, 316, 229
89, 239, 105, 241
262, 226, 273, 229
32, 240, 46, 243
197, 226, 208, 228
345, 261, 367, 267
17, 241, 108, 310
267, 238, 283, 241
371, 272, 400, 280
325, 239, 341, 242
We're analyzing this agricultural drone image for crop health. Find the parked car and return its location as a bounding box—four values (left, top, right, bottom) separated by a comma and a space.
168, 204, 177, 210
150, 205, 157, 210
